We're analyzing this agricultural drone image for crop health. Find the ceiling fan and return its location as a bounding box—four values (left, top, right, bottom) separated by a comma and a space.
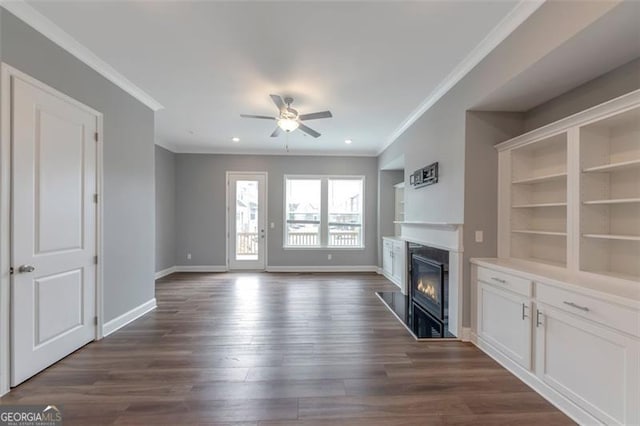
240, 94, 332, 138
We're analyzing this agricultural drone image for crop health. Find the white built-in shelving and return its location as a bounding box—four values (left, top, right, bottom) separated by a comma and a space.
394, 182, 404, 236
507, 133, 568, 267
496, 92, 640, 284
579, 106, 640, 280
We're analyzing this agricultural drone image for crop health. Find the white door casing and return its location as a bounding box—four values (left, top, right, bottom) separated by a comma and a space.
227, 172, 267, 270
9, 70, 100, 386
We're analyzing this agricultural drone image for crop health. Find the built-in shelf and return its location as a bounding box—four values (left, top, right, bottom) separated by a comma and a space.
514, 256, 567, 269
583, 198, 640, 205
512, 172, 567, 185
583, 234, 640, 241
512, 202, 567, 208
512, 229, 567, 236
582, 159, 640, 173
498, 95, 640, 283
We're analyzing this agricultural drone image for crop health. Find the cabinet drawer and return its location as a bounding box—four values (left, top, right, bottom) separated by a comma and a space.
477, 266, 532, 297
537, 282, 639, 337
383, 239, 393, 249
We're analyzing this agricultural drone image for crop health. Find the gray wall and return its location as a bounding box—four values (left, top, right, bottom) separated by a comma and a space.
155, 146, 176, 273
462, 111, 524, 324
377, 1, 621, 328
175, 154, 378, 267
1, 10, 156, 322
524, 57, 640, 131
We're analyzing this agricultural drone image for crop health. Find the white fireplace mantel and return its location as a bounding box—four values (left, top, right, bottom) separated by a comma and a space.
397, 221, 464, 253
396, 221, 464, 339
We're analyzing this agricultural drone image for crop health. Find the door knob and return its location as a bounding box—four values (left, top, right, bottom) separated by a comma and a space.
18, 265, 35, 273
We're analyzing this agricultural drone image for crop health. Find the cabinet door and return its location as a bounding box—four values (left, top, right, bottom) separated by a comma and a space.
382, 241, 393, 276
477, 282, 532, 369
392, 242, 403, 283
535, 304, 640, 425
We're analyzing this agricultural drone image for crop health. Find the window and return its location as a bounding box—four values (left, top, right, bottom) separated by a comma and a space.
328, 179, 363, 247
284, 176, 364, 248
285, 178, 321, 246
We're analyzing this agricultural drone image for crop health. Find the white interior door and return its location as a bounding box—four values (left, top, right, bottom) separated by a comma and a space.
228, 173, 266, 270
10, 73, 98, 386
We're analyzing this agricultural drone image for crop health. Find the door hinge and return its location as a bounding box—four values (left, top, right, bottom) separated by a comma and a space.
94, 255, 98, 265
9, 267, 14, 275
94, 316, 98, 325
93, 194, 98, 203
94, 132, 99, 142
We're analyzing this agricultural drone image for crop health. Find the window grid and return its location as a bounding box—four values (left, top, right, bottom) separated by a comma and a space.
284, 175, 364, 249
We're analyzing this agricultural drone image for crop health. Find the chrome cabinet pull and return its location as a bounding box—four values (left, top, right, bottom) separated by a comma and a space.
491, 277, 506, 284
536, 309, 543, 327
522, 303, 529, 320
563, 301, 589, 312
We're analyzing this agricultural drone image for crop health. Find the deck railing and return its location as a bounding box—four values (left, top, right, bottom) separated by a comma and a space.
237, 232, 259, 255
237, 231, 361, 253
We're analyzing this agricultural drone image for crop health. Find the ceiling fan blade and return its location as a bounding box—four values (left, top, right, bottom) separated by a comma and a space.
270, 127, 282, 138
298, 111, 332, 121
298, 123, 321, 138
269, 94, 286, 112
240, 114, 275, 120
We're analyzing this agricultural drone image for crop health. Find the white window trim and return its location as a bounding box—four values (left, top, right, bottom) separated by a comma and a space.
283, 174, 365, 250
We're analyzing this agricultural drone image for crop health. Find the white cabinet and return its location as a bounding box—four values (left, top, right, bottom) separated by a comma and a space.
382, 237, 405, 290
535, 304, 639, 425
392, 243, 403, 284
477, 282, 532, 370
471, 260, 640, 425
382, 239, 393, 276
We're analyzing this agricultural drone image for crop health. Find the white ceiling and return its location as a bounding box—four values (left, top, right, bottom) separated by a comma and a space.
475, 1, 640, 112
24, 0, 522, 156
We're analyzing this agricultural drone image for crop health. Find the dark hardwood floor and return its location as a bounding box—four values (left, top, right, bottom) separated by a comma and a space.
1, 272, 572, 425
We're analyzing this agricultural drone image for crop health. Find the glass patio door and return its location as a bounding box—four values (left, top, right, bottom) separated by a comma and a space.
228, 172, 267, 270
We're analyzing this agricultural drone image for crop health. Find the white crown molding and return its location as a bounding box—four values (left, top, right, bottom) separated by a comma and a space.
165, 145, 378, 157
0, 0, 164, 111
377, 0, 545, 155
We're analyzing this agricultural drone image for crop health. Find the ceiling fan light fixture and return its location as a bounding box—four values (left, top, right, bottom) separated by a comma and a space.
277, 118, 300, 132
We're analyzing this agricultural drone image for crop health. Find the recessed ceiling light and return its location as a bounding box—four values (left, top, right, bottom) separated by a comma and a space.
232, 137, 240, 142
345, 139, 353, 145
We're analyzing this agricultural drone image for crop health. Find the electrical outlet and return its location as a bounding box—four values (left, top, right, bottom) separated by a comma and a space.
475, 231, 483, 243
327, 254, 332, 260
187, 253, 192, 260
270, 222, 275, 229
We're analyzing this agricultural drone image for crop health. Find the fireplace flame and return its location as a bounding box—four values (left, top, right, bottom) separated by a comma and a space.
417, 280, 437, 299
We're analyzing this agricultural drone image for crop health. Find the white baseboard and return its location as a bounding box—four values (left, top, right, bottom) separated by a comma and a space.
472, 336, 600, 425
265, 265, 378, 273
460, 327, 472, 342
175, 265, 228, 273
376, 267, 383, 274
102, 298, 156, 337
155, 266, 177, 279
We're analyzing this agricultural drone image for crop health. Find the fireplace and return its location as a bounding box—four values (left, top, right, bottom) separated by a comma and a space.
377, 242, 453, 339
411, 255, 447, 322
407, 242, 449, 337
